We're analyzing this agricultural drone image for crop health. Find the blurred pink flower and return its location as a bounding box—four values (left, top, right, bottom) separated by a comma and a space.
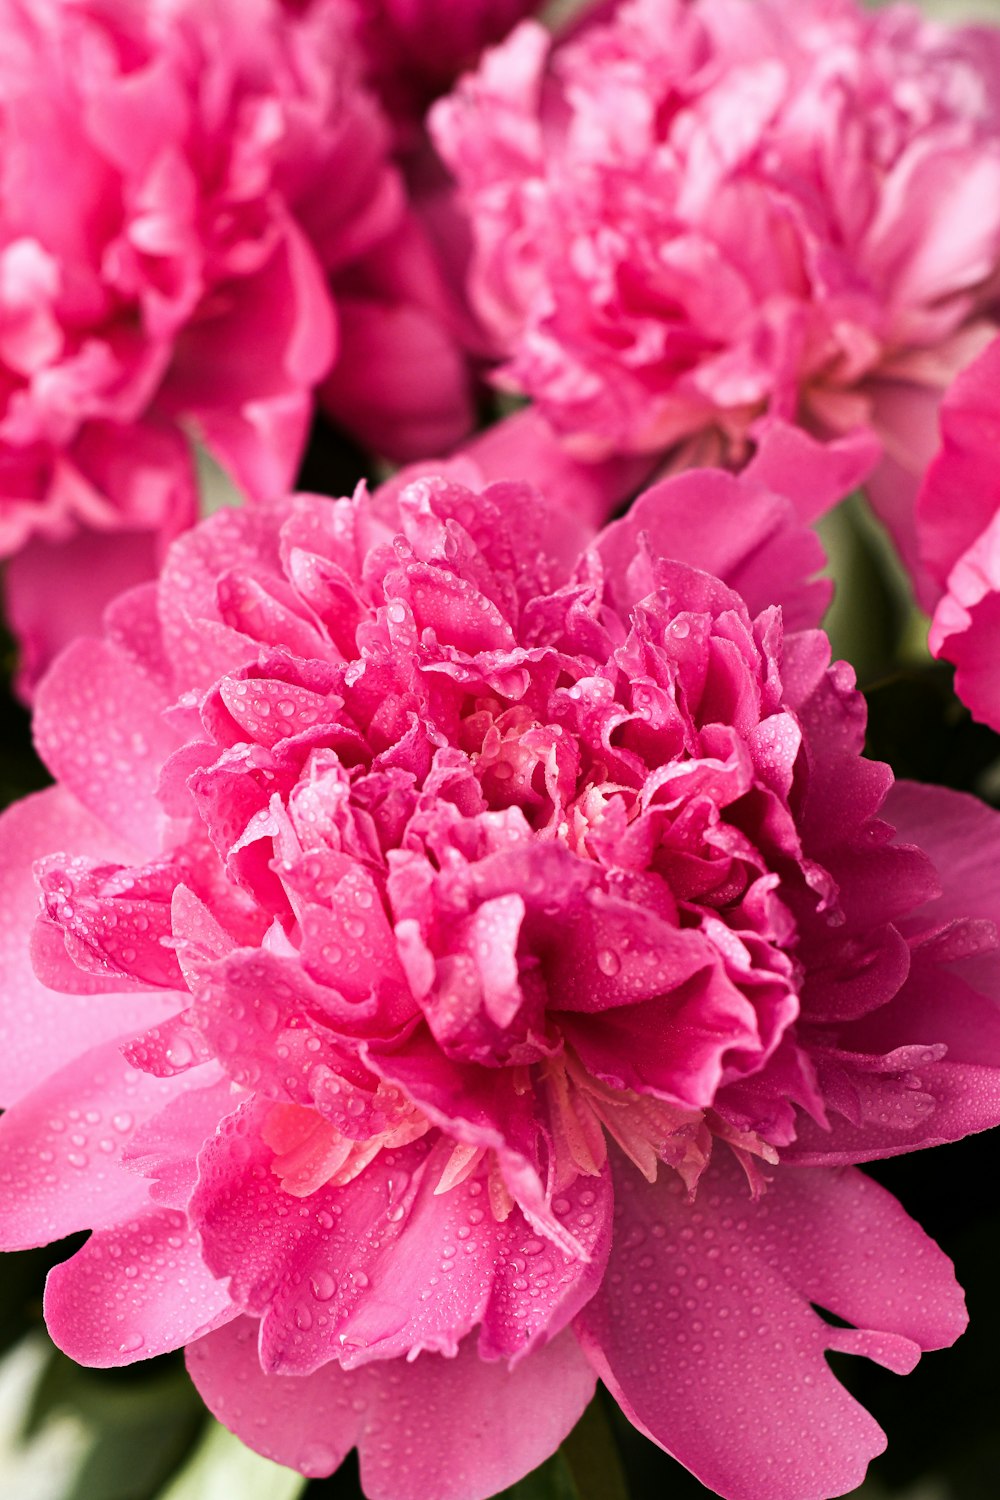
1, 461, 999, 1499
0, 0, 474, 695
914, 335, 1000, 730
318, 213, 476, 463
432, 0, 1000, 558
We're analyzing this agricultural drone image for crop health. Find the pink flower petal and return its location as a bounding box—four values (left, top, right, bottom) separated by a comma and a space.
916, 335, 1000, 590
44, 1206, 236, 1367
188, 1317, 596, 1495
463, 407, 654, 532
156, 502, 295, 693
164, 225, 335, 501
6, 530, 174, 707
188, 1316, 361, 1479
0, 1040, 199, 1250
743, 422, 880, 526
886, 780, 1000, 947
930, 510, 1000, 732
320, 297, 473, 464
596, 468, 830, 633
33, 636, 178, 853
577, 1149, 965, 1500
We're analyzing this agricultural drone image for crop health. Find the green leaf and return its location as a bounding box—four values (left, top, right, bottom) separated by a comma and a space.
562, 1396, 629, 1500
817, 494, 910, 690
25, 1348, 204, 1500
156, 1421, 306, 1500
195, 446, 247, 518
0, 1336, 91, 1500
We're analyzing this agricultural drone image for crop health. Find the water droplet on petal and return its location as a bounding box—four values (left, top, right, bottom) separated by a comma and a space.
311, 1272, 337, 1302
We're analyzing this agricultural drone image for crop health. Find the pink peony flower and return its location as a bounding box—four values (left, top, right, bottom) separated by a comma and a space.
431, 0, 1000, 568
0, 0, 473, 694
914, 334, 1000, 730
2, 460, 1000, 1499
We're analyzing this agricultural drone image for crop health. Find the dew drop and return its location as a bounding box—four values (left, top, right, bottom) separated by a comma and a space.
311, 1272, 337, 1302
165, 1037, 194, 1069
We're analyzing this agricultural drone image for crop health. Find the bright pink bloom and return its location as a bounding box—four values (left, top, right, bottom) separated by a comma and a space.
2, 462, 1000, 1500
432, 0, 1000, 562
915, 335, 1000, 730
0, 0, 473, 694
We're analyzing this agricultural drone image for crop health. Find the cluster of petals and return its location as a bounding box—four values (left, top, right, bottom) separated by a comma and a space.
3, 446, 1000, 1500
432, 0, 1000, 565
913, 334, 1000, 732
0, 0, 472, 695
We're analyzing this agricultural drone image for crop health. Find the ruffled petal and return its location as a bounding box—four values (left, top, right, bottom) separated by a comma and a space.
916, 334, 1000, 589
192, 1102, 609, 1374
929, 510, 1000, 732
164, 224, 335, 502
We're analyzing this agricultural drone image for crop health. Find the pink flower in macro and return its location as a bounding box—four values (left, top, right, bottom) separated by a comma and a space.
431, 0, 1000, 567
0, 0, 473, 694
4, 459, 1000, 1500
913, 334, 1000, 731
